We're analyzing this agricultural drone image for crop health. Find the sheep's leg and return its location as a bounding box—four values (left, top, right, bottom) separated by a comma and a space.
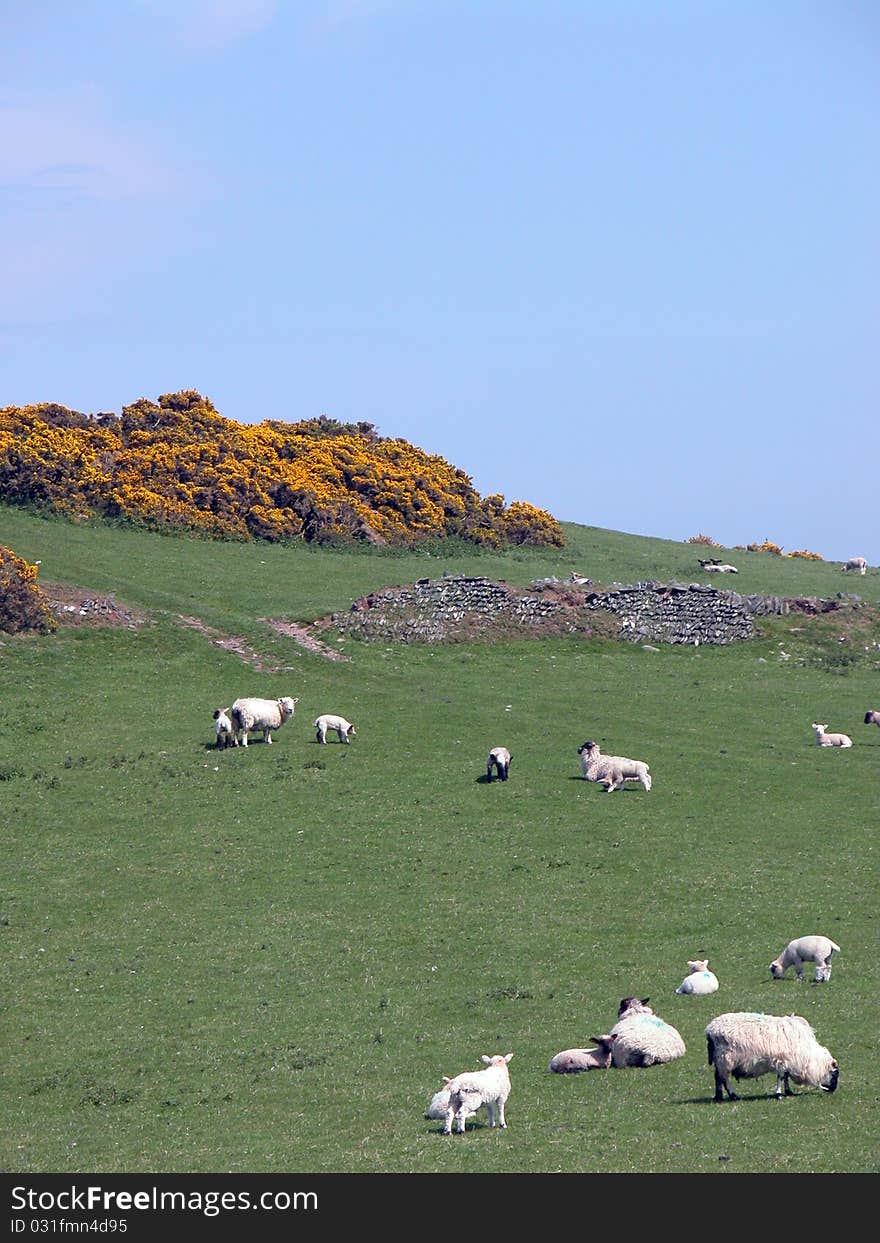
775, 1072, 794, 1098
443, 1108, 454, 1135
713, 1067, 737, 1102
497, 1100, 506, 1128
485, 1101, 496, 1128
264, 730, 273, 744
240, 731, 249, 748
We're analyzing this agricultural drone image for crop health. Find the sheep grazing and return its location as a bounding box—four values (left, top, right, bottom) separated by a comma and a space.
436, 1053, 513, 1134
314, 714, 356, 745
609, 998, 686, 1067
705, 1012, 839, 1101
212, 707, 236, 750
698, 558, 738, 573
811, 722, 853, 748
770, 934, 841, 983
675, 960, 719, 995
548, 1036, 616, 1073
864, 710, 880, 728
842, 556, 867, 576
578, 741, 652, 792
486, 746, 512, 782
231, 696, 299, 747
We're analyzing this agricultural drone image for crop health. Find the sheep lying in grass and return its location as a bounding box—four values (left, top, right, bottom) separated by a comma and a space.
314, 714, 356, 744
549, 1036, 616, 1073
432, 1054, 513, 1134
864, 710, 880, 728
486, 746, 512, 781
698, 559, 738, 573
231, 696, 299, 747
675, 959, 719, 995
578, 741, 652, 791
811, 722, 853, 748
770, 934, 841, 983
843, 556, 867, 576
609, 998, 686, 1067
705, 1012, 839, 1101
212, 707, 236, 749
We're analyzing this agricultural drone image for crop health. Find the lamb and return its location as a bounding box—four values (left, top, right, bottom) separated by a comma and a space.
578, 740, 652, 792
811, 722, 853, 748
486, 746, 512, 781
843, 556, 867, 576
770, 934, 841, 983
609, 998, 686, 1067
864, 710, 880, 728
548, 1035, 616, 1073
314, 714, 356, 744
675, 959, 719, 995
434, 1053, 513, 1134
230, 696, 299, 747
212, 707, 236, 749
698, 559, 738, 573
705, 1012, 839, 1101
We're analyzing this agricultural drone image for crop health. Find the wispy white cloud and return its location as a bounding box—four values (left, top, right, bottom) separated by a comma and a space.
135, 0, 278, 53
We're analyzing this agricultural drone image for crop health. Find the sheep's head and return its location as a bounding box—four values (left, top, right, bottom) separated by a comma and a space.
278, 696, 299, 720
578, 741, 598, 756
481, 1053, 513, 1067
769, 958, 785, 978
820, 1058, 840, 1093
687, 959, 709, 974
618, 997, 652, 1018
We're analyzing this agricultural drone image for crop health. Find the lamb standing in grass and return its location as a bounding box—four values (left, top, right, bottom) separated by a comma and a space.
549, 1036, 616, 1073
231, 696, 299, 747
675, 960, 719, 995
811, 722, 853, 748
609, 998, 686, 1067
486, 746, 512, 782
578, 740, 652, 791
705, 1012, 839, 1101
314, 714, 356, 744
770, 934, 841, 983
436, 1053, 513, 1134
213, 707, 236, 749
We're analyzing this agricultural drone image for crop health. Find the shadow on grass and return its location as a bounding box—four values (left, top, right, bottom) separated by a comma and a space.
674, 1091, 815, 1105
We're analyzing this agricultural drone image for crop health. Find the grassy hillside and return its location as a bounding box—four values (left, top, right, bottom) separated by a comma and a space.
1, 505, 878, 1173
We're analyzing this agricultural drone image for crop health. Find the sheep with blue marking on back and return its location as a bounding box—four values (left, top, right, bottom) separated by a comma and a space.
675, 959, 719, 995
609, 998, 686, 1067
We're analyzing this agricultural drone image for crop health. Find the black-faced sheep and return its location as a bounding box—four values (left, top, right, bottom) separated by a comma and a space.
212, 707, 236, 749
609, 998, 686, 1067
231, 696, 299, 747
770, 934, 841, 983
578, 741, 652, 791
314, 714, 356, 744
706, 1012, 839, 1101
864, 710, 880, 728
486, 746, 512, 781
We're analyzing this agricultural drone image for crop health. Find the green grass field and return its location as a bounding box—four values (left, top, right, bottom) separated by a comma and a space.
1, 506, 878, 1173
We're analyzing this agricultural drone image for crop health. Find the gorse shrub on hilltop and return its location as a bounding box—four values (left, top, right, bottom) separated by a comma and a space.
0, 546, 56, 634
0, 392, 564, 549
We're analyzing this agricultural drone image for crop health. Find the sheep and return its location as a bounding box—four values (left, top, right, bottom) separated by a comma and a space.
435, 1053, 513, 1134
705, 1012, 839, 1101
609, 998, 686, 1067
864, 710, 880, 728
675, 959, 719, 995
486, 746, 512, 782
231, 696, 299, 747
578, 740, 652, 792
314, 714, 356, 745
770, 934, 841, 983
811, 722, 853, 748
548, 1035, 616, 1073
842, 556, 867, 576
212, 707, 236, 749
698, 559, 739, 573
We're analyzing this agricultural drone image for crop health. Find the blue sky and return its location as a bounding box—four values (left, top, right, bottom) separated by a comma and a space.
2, 1, 877, 563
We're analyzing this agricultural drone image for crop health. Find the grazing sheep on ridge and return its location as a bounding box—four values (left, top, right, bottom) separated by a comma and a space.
433, 1053, 513, 1134
609, 998, 686, 1067
811, 722, 852, 748
486, 746, 512, 781
549, 1036, 616, 1073
864, 710, 880, 728
843, 556, 867, 576
212, 707, 236, 749
578, 741, 652, 792
314, 714, 356, 744
770, 934, 841, 983
675, 960, 719, 995
231, 696, 299, 747
705, 1012, 839, 1101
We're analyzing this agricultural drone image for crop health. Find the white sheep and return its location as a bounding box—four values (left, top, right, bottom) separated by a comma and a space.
609, 998, 686, 1067
811, 722, 853, 748
705, 1012, 839, 1101
486, 746, 512, 782
578, 740, 652, 792
770, 934, 841, 983
843, 556, 867, 576
675, 959, 719, 995
698, 559, 739, 573
231, 696, 299, 747
212, 707, 236, 749
548, 1035, 616, 1073
314, 714, 356, 744
864, 710, 880, 728
435, 1053, 513, 1134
